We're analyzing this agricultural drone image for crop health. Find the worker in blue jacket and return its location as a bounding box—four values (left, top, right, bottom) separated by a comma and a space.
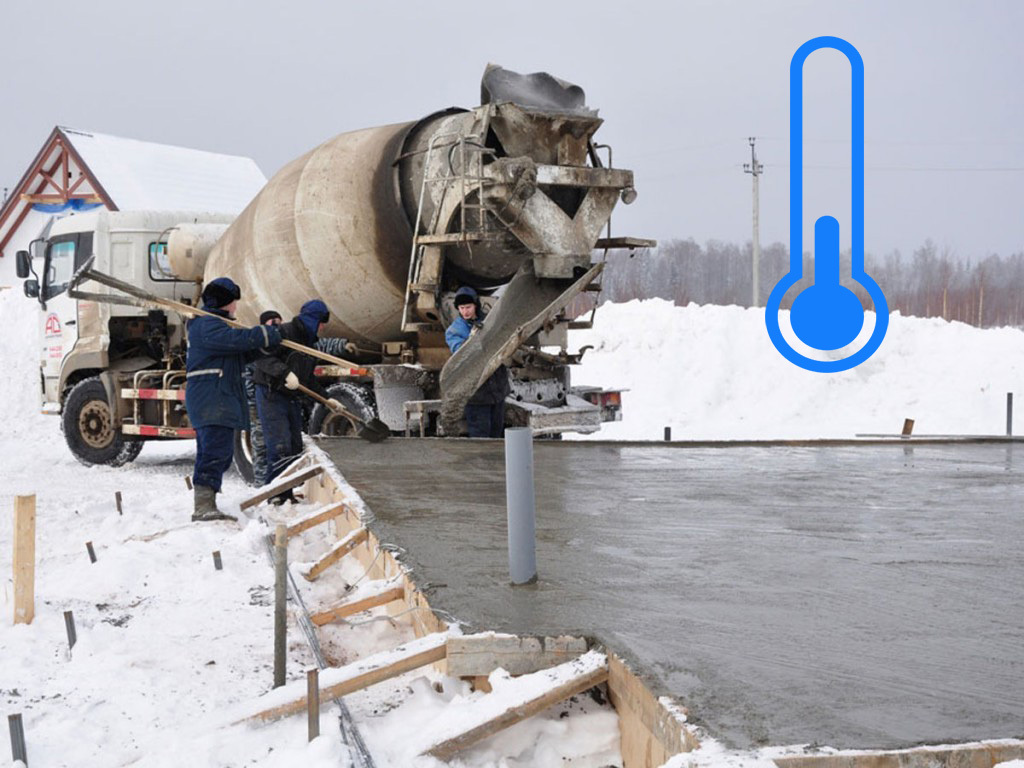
252, 299, 342, 501
185, 277, 282, 521
445, 286, 510, 438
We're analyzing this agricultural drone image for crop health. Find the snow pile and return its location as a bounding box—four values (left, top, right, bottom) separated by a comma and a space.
571, 300, 1024, 440
359, 658, 620, 767
0, 288, 61, 469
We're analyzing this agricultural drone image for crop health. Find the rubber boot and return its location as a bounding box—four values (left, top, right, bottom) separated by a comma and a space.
192, 485, 236, 522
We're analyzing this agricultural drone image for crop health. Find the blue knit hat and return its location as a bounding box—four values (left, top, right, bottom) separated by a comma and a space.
454, 286, 478, 307
300, 299, 330, 323
298, 299, 329, 340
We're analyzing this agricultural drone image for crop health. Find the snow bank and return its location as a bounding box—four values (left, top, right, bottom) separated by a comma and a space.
571, 300, 1024, 440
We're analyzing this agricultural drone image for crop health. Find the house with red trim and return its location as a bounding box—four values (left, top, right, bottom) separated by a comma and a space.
0, 126, 266, 286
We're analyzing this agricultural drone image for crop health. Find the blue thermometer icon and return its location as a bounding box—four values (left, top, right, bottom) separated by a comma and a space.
765, 36, 888, 372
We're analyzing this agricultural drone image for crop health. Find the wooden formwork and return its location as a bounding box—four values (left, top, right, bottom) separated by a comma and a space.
292, 451, 1024, 768
298, 452, 699, 766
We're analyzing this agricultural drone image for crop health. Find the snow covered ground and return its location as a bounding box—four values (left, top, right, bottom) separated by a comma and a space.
572, 299, 1024, 440
0, 284, 621, 768
3, 284, 1023, 767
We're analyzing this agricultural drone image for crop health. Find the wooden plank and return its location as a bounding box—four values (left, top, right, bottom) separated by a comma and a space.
773, 742, 1024, 768
424, 651, 609, 760
446, 633, 588, 678
302, 527, 368, 581
239, 465, 324, 510
243, 632, 449, 723
607, 651, 697, 766
310, 584, 405, 626
285, 501, 350, 538
13, 495, 36, 625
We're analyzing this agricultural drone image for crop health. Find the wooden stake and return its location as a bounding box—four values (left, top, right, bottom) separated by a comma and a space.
307, 667, 320, 742
185, 475, 193, 491
13, 495, 35, 625
115, 491, 123, 515
212, 551, 223, 571
86, 541, 97, 563
274, 525, 287, 689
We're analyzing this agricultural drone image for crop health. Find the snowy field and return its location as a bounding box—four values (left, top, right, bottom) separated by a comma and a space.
572, 299, 1024, 441
3, 284, 1024, 767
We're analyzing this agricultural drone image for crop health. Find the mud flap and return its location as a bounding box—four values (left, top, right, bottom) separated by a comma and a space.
439, 261, 604, 433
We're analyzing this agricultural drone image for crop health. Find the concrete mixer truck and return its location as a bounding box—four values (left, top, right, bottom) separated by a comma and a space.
15, 66, 653, 470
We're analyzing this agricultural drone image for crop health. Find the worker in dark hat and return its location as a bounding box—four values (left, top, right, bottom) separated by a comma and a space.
445, 286, 510, 438
252, 299, 343, 500
185, 277, 282, 521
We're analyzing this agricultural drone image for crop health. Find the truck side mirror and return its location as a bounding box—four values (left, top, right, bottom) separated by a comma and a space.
16, 250, 31, 279
24, 279, 40, 298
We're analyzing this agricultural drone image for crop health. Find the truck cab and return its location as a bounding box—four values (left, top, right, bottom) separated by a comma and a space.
17, 209, 234, 465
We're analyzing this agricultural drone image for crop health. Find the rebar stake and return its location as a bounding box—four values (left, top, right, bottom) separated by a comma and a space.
307, 667, 320, 741
8, 713, 27, 765
274, 524, 287, 688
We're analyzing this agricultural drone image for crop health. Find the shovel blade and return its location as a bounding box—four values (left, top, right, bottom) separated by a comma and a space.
357, 418, 391, 443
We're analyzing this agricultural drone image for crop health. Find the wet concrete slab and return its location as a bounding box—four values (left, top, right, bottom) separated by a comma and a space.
318, 438, 1024, 750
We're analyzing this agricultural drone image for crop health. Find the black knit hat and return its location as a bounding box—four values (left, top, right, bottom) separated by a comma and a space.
259, 310, 282, 324
201, 277, 241, 309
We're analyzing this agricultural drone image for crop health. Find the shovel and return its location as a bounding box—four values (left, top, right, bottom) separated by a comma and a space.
68, 261, 364, 370
294, 383, 390, 443
69, 261, 390, 440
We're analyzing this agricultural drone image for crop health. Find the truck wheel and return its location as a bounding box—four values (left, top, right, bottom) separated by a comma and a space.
307, 383, 378, 437
233, 429, 257, 485
62, 377, 144, 467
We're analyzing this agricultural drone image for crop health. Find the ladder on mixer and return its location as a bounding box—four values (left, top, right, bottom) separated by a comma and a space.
401, 118, 496, 332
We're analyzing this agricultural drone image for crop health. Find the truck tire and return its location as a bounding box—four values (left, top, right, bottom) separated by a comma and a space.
62, 376, 144, 467
233, 429, 257, 485
307, 383, 378, 437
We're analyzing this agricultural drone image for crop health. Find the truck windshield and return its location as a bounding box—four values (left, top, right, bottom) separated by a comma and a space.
44, 241, 76, 298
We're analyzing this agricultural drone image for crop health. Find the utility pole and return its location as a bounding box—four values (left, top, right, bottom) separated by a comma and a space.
743, 137, 763, 307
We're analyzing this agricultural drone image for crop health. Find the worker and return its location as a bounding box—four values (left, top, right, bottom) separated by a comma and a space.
445, 286, 510, 438
252, 299, 343, 501
242, 310, 284, 486
185, 277, 282, 521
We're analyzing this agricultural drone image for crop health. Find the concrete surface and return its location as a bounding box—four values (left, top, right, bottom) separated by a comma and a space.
319, 438, 1024, 750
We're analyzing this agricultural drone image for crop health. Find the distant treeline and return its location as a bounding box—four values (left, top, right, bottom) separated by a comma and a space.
571, 239, 1024, 328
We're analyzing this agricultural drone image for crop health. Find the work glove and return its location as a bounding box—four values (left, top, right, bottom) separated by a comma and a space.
284, 372, 300, 390
326, 398, 344, 413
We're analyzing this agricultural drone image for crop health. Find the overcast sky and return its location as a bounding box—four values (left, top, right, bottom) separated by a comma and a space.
2, 0, 1022, 263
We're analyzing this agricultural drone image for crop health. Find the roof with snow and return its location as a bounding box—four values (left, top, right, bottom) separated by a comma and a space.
0, 126, 266, 258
